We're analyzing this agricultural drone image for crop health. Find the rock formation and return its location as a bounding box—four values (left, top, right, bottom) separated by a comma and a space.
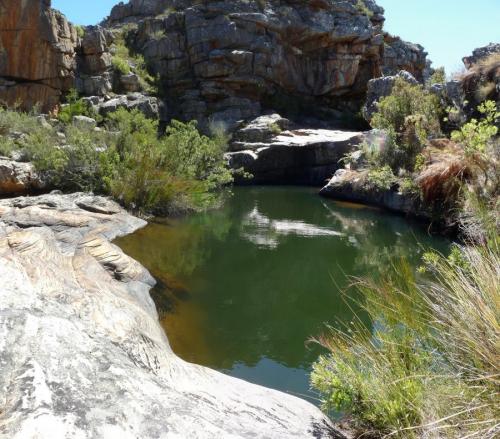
0, 0, 78, 112
227, 114, 366, 184
0, 157, 45, 195
0, 192, 341, 438
76, 26, 114, 96
0, 0, 431, 125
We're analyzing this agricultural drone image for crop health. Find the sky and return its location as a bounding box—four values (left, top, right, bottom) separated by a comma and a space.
53, 0, 500, 75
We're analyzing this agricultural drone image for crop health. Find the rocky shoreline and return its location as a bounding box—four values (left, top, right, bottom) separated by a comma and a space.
0, 192, 343, 438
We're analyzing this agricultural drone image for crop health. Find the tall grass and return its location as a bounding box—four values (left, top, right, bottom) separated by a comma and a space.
311, 238, 499, 438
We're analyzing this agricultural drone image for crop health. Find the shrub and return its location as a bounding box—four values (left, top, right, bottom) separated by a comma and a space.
74, 25, 85, 38
58, 89, 98, 124
104, 109, 232, 214
371, 78, 442, 172
426, 66, 446, 86
0, 107, 232, 215
311, 238, 499, 438
451, 100, 499, 155
111, 56, 131, 75
367, 165, 397, 190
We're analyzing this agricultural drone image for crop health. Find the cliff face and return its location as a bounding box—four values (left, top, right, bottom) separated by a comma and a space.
0, 0, 78, 112
127, 0, 386, 125
0, 0, 430, 124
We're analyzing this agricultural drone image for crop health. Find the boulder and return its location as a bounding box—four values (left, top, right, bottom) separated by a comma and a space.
119, 73, 143, 93
227, 128, 365, 185
97, 94, 159, 119
232, 113, 290, 146
0, 157, 45, 195
0, 192, 341, 438
320, 168, 422, 215
0, 0, 78, 112
72, 115, 97, 129
382, 34, 429, 81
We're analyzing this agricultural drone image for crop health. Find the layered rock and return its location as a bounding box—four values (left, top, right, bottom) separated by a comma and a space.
0, 0, 432, 126
76, 26, 114, 96
120, 0, 388, 126
0, 0, 78, 112
382, 34, 429, 81
227, 116, 365, 184
0, 192, 341, 438
0, 157, 45, 195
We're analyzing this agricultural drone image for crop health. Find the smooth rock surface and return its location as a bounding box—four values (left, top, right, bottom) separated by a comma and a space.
0, 192, 341, 438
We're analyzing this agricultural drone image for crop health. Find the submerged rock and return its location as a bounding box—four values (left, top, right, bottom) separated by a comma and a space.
0, 192, 341, 438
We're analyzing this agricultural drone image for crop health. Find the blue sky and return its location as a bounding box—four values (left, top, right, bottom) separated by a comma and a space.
53, 0, 500, 74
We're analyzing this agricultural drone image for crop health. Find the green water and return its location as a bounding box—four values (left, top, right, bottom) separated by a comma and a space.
115, 186, 449, 405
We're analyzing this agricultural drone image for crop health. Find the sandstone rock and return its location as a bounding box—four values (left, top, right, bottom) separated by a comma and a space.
0, 158, 45, 195
363, 70, 418, 121
320, 168, 422, 215
382, 34, 429, 81
72, 115, 97, 129
463, 43, 500, 69
227, 129, 365, 185
97, 94, 159, 119
125, 0, 391, 125
0, 192, 341, 438
0, 0, 78, 112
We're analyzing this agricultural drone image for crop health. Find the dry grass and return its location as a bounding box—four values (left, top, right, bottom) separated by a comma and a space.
311, 240, 500, 438
416, 141, 469, 206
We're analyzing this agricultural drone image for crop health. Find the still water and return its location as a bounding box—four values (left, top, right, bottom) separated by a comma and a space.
115, 186, 449, 405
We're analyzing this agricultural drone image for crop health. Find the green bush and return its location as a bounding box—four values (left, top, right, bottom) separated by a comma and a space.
426, 67, 446, 86
371, 78, 442, 172
0, 107, 232, 215
58, 89, 98, 124
311, 238, 499, 438
103, 109, 232, 214
111, 56, 131, 75
367, 165, 397, 190
111, 29, 155, 92
74, 25, 85, 39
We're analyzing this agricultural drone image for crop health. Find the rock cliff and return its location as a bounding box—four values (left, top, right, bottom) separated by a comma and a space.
0, 0, 430, 126
0, 0, 78, 112
0, 192, 341, 438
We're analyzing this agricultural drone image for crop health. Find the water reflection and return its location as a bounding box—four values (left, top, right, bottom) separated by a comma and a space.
115, 186, 449, 404
241, 206, 344, 249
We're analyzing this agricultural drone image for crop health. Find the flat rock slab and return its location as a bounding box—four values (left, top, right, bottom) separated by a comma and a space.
227, 129, 365, 185
0, 192, 341, 438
